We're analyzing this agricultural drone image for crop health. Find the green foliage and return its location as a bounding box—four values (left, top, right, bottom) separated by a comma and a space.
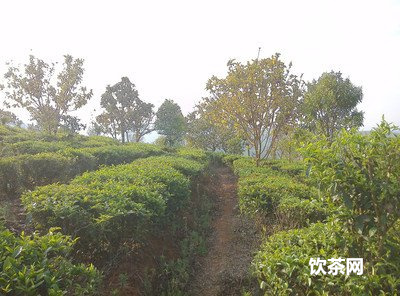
0, 125, 118, 158
22, 156, 205, 258
0, 141, 163, 199
228, 156, 327, 228
302, 71, 364, 139
95, 77, 154, 142
177, 147, 209, 163
1, 55, 92, 134
0, 227, 101, 295
203, 53, 304, 163
253, 222, 400, 295
81, 142, 163, 166
3, 141, 69, 155
151, 191, 212, 296
155, 99, 186, 147
251, 119, 400, 295
185, 108, 244, 154
238, 174, 319, 218
301, 119, 400, 256
0, 109, 22, 126
276, 197, 329, 228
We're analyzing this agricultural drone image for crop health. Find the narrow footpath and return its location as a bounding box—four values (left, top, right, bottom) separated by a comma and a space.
189, 166, 261, 296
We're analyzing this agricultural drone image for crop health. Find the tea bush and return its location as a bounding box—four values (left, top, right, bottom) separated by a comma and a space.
238, 174, 319, 218
231, 157, 277, 177
177, 147, 209, 163
0, 143, 164, 199
2, 141, 69, 156
22, 156, 206, 258
275, 197, 329, 228
0, 227, 101, 295
226, 155, 327, 228
0, 125, 118, 154
81, 143, 163, 166
253, 222, 400, 295
301, 120, 400, 258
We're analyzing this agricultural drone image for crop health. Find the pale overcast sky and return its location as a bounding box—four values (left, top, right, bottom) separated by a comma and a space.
0, 0, 399, 135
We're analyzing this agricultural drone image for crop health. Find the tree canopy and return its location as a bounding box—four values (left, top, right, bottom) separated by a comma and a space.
203, 54, 303, 164
95, 77, 154, 142
186, 106, 244, 154
154, 99, 186, 146
1, 55, 92, 134
0, 109, 22, 126
302, 71, 364, 139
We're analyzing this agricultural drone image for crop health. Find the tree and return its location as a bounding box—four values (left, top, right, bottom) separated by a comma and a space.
203, 54, 303, 164
60, 115, 86, 134
302, 71, 364, 139
154, 99, 186, 146
186, 106, 244, 154
1, 55, 92, 133
94, 113, 119, 139
130, 100, 154, 142
0, 109, 22, 126
96, 77, 154, 143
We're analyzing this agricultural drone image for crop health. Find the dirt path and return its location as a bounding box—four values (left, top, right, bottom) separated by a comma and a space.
189, 166, 261, 296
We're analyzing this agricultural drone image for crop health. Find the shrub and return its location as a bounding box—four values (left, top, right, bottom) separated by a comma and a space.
238, 174, 318, 217
232, 157, 276, 177
301, 120, 400, 257
275, 197, 329, 228
221, 154, 243, 166
5, 141, 68, 156
81, 143, 163, 166
177, 147, 209, 163
22, 156, 205, 258
253, 222, 400, 295
0, 158, 22, 199
0, 227, 101, 295
0, 143, 165, 199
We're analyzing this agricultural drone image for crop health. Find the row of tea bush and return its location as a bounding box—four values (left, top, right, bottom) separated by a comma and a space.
0, 143, 164, 199
224, 156, 329, 229
2, 149, 211, 295
229, 121, 400, 295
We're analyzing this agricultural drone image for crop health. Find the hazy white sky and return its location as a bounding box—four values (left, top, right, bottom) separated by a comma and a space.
0, 0, 399, 133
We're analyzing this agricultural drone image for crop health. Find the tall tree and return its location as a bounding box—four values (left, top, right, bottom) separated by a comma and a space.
129, 100, 154, 142
1, 55, 92, 133
186, 106, 244, 154
96, 77, 154, 143
97, 77, 137, 143
203, 54, 303, 164
0, 109, 22, 126
154, 99, 186, 146
302, 71, 364, 139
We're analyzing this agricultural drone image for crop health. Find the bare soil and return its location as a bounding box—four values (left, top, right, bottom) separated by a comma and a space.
188, 166, 261, 296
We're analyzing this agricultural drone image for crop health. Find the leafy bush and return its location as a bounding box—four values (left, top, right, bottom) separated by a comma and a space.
232, 157, 277, 177
81, 143, 163, 166
238, 174, 318, 218
276, 197, 329, 228
221, 154, 243, 166
0, 143, 164, 199
177, 147, 209, 163
301, 120, 400, 257
22, 156, 205, 258
1, 141, 68, 157
0, 227, 101, 295
0, 125, 118, 149
253, 222, 400, 295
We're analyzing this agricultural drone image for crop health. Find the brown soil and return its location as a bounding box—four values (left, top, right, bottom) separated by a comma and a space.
1, 197, 32, 234
188, 166, 261, 296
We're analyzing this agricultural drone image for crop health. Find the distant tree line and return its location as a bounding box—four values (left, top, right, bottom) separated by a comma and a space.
0, 53, 364, 160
